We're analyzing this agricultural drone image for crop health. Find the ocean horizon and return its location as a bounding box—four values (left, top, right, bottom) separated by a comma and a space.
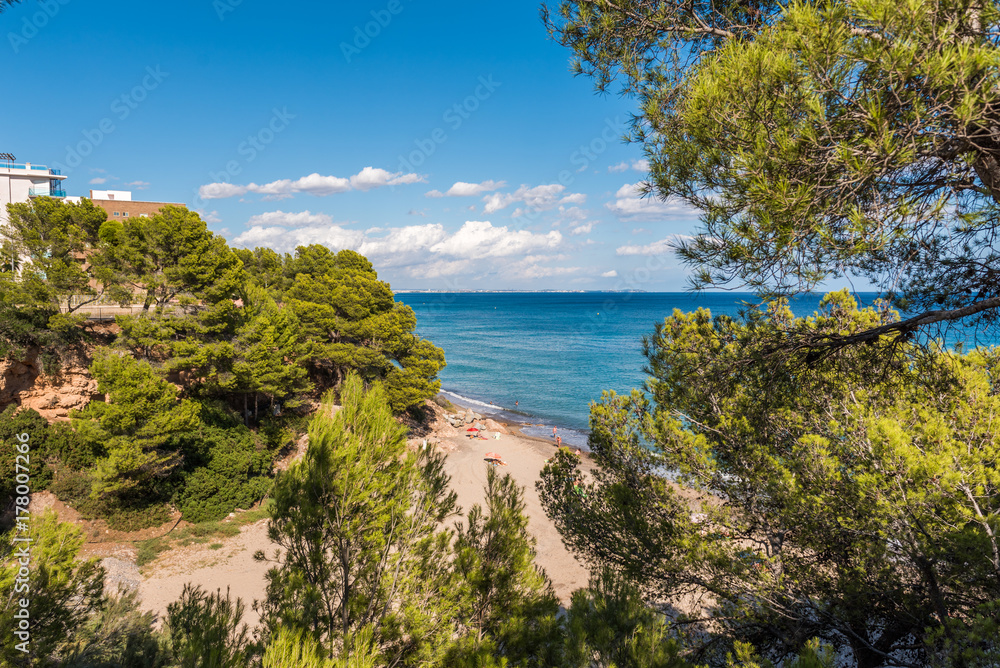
397, 291, 895, 449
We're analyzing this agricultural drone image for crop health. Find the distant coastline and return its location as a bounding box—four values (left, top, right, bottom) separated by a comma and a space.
394, 289, 650, 294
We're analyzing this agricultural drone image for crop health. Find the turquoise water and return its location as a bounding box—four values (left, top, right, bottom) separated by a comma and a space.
396, 292, 879, 448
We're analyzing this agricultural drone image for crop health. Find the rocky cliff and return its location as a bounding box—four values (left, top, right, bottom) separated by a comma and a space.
0, 346, 99, 420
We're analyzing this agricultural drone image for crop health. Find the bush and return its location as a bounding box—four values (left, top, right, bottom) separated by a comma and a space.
173, 422, 275, 523
77, 495, 173, 532
49, 467, 94, 507
433, 394, 454, 410
0, 406, 55, 508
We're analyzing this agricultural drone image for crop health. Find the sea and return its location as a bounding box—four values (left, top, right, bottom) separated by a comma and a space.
396, 292, 984, 449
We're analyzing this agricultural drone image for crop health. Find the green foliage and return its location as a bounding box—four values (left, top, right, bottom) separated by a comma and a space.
0, 511, 105, 666
547, 0, 1000, 340
58, 589, 166, 668
285, 246, 445, 411
539, 291, 1000, 666
451, 467, 563, 666
0, 407, 54, 507
563, 569, 691, 668
261, 626, 379, 668
104, 205, 246, 311
173, 418, 274, 523
74, 348, 199, 500
3, 197, 112, 312
258, 373, 459, 664
234, 246, 284, 294
220, 285, 312, 412
163, 584, 257, 667
0, 301, 80, 373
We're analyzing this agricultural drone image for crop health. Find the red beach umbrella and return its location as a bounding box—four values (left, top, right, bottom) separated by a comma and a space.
484, 452, 501, 460
466, 427, 480, 432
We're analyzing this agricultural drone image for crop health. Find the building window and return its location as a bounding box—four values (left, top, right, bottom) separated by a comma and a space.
108, 194, 115, 200
113, 212, 120, 216
123, 212, 129, 217
139, 213, 148, 217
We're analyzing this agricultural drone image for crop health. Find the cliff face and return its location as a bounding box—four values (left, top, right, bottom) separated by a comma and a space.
0, 347, 99, 421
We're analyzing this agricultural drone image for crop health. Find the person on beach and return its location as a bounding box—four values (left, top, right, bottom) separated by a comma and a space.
552, 426, 557, 439
556, 436, 562, 446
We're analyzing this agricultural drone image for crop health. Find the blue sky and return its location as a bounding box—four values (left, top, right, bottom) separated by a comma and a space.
3, 0, 708, 289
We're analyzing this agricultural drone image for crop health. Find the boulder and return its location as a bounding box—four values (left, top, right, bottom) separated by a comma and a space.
482, 419, 509, 435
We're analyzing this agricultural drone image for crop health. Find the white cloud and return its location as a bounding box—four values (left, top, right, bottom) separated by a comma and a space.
198, 167, 423, 200
606, 182, 696, 221
615, 235, 692, 256
430, 221, 562, 257
570, 222, 594, 236
559, 193, 586, 205
440, 180, 506, 197
201, 210, 222, 224
200, 182, 252, 199
232, 225, 360, 252
359, 224, 448, 257
517, 264, 582, 279
425, 190, 445, 198
350, 166, 422, 191
608, 159, 649, 173
557, 206, 588, 223
482, 184, 579, 214
246, 210, 334, 227
601, 270, 618, 277
125, 180, 150, 189
89, 177, 107, 185
232, 219, 563, 277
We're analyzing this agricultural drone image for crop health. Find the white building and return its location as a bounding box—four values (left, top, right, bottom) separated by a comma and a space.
0, 158, 68, 227
88, 189, 131, 201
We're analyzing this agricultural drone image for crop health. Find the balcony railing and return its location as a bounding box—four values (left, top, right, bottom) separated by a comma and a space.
29, 187, 66, 197
2, 163, 53, 172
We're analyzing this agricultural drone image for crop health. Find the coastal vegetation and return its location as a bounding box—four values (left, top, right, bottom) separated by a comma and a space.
0, 197, 446, 528
4, 0, 1000, 666
545, 0, 1000, 350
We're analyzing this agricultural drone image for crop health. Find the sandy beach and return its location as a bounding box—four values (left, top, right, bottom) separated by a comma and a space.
131, 400, 594, 627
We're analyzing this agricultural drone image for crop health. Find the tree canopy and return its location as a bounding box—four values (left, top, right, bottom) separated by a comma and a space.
539, 292, 1000, 666
546, 0, 1000, 347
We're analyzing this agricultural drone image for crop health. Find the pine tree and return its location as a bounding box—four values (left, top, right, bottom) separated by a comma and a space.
256, 373, 459, 664
451, 467, 563, 666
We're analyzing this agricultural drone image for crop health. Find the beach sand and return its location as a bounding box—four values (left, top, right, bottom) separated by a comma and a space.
133, 401, 593, 626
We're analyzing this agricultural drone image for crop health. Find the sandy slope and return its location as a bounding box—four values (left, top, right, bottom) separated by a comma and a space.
134, 411, 591, 626
440, 428, 593, 603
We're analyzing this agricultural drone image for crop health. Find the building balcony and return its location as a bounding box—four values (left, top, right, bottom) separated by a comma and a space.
29, 187, 67, 198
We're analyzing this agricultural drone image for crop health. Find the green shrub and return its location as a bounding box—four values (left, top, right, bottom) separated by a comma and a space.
0, 406, 56, 507
173, 420, 275, 523
49, 467, 94, 506
78, 495, 173, 532
136, 537, 170, 567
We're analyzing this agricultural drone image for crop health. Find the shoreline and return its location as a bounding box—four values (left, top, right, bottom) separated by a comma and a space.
440, 391, 591, 454
128, 397, 600, 624
438, 388, 592, 451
